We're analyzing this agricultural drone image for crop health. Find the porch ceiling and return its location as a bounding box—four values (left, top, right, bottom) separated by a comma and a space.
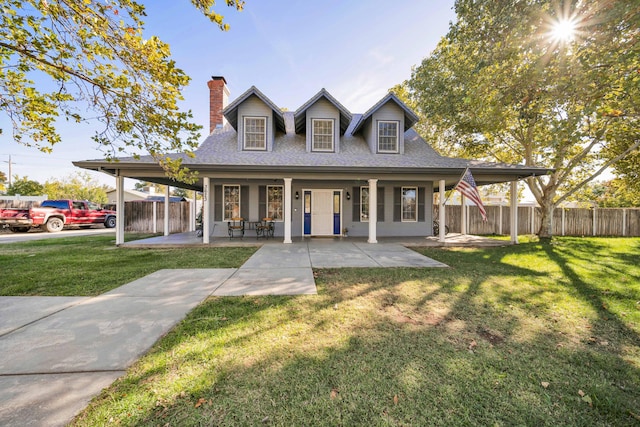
73, 160, 549, 192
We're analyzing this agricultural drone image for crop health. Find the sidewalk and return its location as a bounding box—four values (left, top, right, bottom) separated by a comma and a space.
0, 242, 445, 426
0, 269, 236, 426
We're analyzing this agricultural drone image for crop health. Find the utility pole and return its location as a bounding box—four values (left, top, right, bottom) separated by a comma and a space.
2, 155, 11, 187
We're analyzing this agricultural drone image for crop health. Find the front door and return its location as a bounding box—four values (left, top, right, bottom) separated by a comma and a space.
311, 190, 335, 236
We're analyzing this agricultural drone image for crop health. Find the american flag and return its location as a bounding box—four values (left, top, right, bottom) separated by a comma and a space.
455, 168, 487, 221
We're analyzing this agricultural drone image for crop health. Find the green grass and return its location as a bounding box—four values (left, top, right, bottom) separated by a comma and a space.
70, 237, 640, 426
0, 235, 257, 296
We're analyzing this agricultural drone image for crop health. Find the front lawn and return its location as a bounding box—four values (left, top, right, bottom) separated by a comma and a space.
72, 237, 640, 426
0, 235, 257, 296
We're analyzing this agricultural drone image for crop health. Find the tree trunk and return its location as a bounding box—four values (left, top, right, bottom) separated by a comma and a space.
538, 201, 555, 239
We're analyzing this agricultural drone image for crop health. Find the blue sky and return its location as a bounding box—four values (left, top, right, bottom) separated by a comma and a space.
0, 0, 457, 189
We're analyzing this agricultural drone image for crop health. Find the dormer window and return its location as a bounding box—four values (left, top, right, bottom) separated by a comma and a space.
243, 116, 267, 150
312, 119, 334, 152
378, 120, 399, 153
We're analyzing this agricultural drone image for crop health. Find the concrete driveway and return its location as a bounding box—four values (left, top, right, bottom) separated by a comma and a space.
0, 227, 114, 244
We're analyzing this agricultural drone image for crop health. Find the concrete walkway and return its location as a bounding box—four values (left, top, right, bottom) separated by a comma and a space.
0, 242, 445, 426
0, 269, 236, 426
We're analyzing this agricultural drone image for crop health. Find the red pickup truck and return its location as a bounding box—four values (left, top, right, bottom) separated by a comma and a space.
0, 200, 117, 233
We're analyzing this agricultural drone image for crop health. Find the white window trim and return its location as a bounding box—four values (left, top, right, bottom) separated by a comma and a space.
401, 186, 418, 222
311, 118, 335, 152
266, 185, 284, 222
360, 186, 369, 222
377, 120, 399, 153
223, 184, 241, 221
243, 116, 267, 151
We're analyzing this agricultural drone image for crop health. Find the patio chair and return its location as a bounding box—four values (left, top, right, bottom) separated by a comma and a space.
255, 217, 274, 239
227, 217, 245, 238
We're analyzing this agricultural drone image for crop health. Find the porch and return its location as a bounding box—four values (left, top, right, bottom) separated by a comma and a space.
121, 232, 509, 249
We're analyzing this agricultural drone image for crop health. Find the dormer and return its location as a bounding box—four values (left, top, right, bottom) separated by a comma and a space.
293, 89, 352, 153
223, 86, 285, 152
352, 92, 419, 155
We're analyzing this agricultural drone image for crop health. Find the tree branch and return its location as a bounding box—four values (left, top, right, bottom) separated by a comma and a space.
557, 121, 610, 184
556, 139, 640, 205
0, 41, 116, 95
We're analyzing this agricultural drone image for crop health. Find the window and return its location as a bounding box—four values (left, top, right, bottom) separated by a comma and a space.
360, 186, 369, 222
42, 200, 67, 209
402, 187, 417, 222
378, 121, 399, 153
312, 119, 334, 151
266, 185, 283, 220
223, 185, 241, 220
243, 117, 266, 150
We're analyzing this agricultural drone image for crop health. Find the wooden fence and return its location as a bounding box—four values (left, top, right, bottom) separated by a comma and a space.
0, 196, 47, 208
437, 205, 640, 237
123, 201, 192, 233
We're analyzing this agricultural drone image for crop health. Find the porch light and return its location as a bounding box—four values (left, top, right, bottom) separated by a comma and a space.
346, 191, 351, 200
295, 191, 299, 200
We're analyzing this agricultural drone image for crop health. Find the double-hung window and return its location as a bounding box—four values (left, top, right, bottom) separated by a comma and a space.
244, 116, 266, 150
378, 121, 399, 153
223, 185, 241, 220
312, 119, 334, 152
402, 187, 417, 222
360, 186, 370, 222
266, 185, 283, 221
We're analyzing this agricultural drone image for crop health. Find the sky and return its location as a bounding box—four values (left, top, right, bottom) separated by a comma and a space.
0, 0, 457, 190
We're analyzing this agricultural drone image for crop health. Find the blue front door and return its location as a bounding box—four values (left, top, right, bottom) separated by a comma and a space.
303, 190, 341, 236
303, 191, 311, 235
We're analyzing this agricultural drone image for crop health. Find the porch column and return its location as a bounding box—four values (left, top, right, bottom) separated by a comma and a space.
152, 202, 157, 234
283, 178, 293, 243
460, 194, 467, 235
202, 177, 210, 244
115, 172, 124, 245
368, 178, 378, 243
510, 180, 519, 244
164, 185, 170, 236
439, 180, 446, 243
189, 190, 196, 232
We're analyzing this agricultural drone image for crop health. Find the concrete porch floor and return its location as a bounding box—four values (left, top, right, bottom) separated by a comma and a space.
121, 232, 510, 248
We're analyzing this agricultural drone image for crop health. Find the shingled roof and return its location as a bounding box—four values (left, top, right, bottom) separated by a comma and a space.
222, 86, 286, 133
352, 92, 419, 134
293, 88, 352, 135
74, 86, 552, 190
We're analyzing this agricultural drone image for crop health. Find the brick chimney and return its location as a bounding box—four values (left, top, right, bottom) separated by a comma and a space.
207, 76, 230, 133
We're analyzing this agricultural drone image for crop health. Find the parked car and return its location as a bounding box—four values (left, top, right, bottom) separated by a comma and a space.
0, 199, 117, 232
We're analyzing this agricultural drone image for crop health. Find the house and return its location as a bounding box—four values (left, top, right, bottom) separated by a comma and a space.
74, 76, 551, 245
105, 188, 188, 205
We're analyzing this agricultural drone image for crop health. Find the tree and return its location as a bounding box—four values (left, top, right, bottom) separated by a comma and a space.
572, 179, 640, 208
6, 176, 44, 196
0, 171, 6, 193
43, 172, 110, 204
606, 129, 640, 202
133, 181, 165, 193
171, 187, 193, 199
0, 0, 244, 181
398, 0, 639, 237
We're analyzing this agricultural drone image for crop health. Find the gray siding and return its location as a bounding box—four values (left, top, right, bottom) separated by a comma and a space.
344, 182, 433, 237
371, 102, 405, 154
363, 117, 374, 153
237, 95, 274, 151
305, 98, 341, 153
205, 179, 434, 238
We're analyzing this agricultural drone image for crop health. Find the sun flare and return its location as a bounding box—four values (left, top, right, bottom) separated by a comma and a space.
551, 18, 578, 43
